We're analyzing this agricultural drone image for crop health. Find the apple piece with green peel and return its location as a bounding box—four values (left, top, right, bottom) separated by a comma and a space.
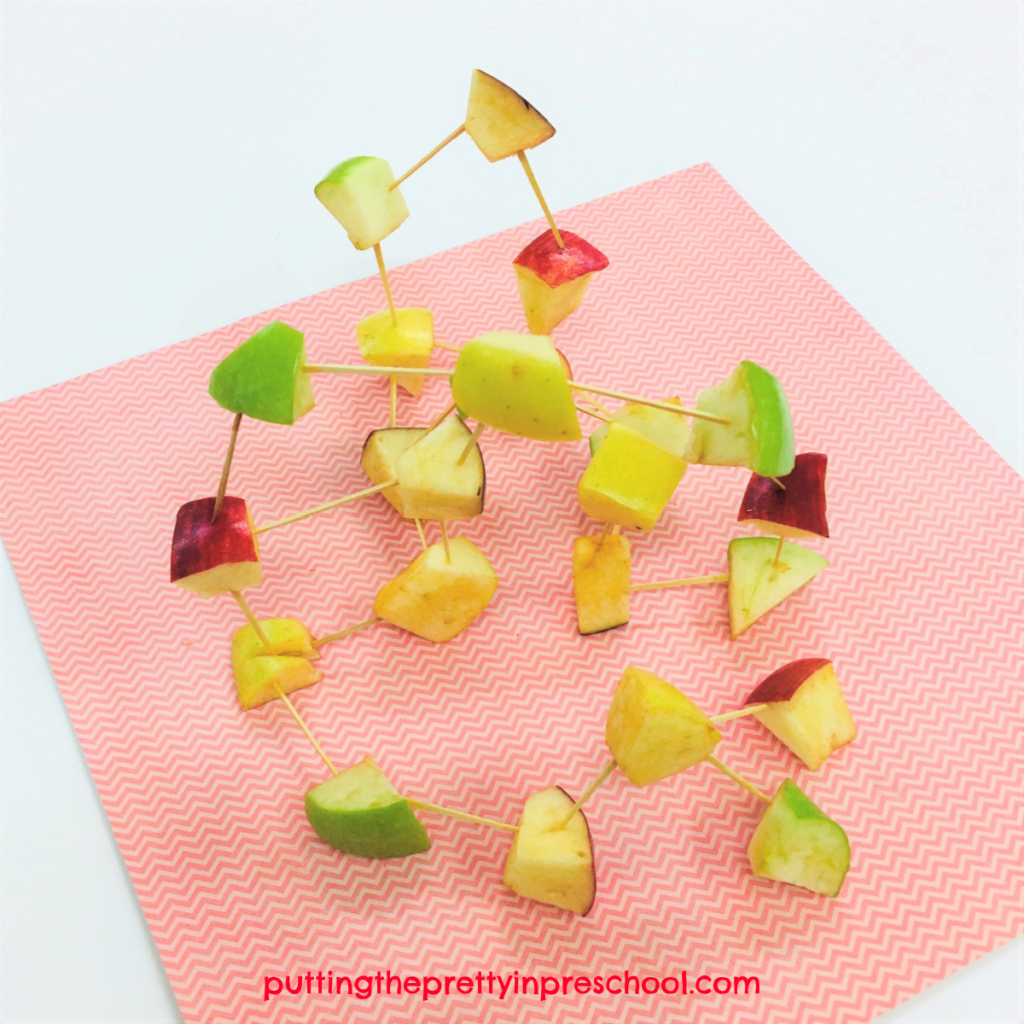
171, 496, 261, 598
684, 361, 795, 477
373, 537, 498, 642
572, 534, 631, 635
356, 308, 434, 396
209, 321, 315, 426
231, 618, 321, 711
739, 453, 829, 539
361, 427, 429, 517
451, 332, 581, 442
395, 416, 485, 521
465, 69, 555, 162
728, 537, 829, 639
589, 397, 691, 459
503, 786, 595, 915
578, 422, 686, 531
314, 156, 409, 250
605, 667, 721, 786
305, 756, 431, 859
513, 229, 609, 335
745, 659, 857, 770
748, 779, 850, 897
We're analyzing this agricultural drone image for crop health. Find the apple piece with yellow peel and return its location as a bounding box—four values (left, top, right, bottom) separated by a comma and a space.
605, 667, 721, 786
589, 397, 690, 459
465, 69, 555, 162
361, 427, 429, 518
305, 756, 431, 860
572, 534, 630, 635
745, 659, 856, 770
503, 787, 595, 915
171, 496, 261, 598
739, 453, 829, 540
314, 156, 409, 250
356, 308, 434, 396
231, 617, 321, 711
373, 537, 498, 643
450, 332, 581, 442
727, 537, 829, 639
578, 422, 686, 531
394, 416, 485, 521
513, 229, 609, 335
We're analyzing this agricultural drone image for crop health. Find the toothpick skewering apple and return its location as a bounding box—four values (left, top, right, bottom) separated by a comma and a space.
212, 412, 243, 521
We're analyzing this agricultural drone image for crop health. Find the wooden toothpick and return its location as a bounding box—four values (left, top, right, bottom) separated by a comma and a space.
457, 421, 485, 465
575, 402, 613, 424
517, 150, 564, 248
303, 364, 453, 378
706, 754, 771, 804
774, 535, 785, 567
553, 758, 617, 829
212, 412, 243, 521
390, 124, 467, 191
272, 681, 338, 776
414, 518, 428, 551
439, 519, 451, 562
313, 616, 382, 649
406, 797, 518, 833
428, 401, 457, 432
709, 703, 769, 725
389, 374, 398, 428
373, 242, 398, 326
568, 382, 728, 425
597, 522, 613, 546
770, 477, 787, 490
230, 590, 275, 655
434, 340, 461, 352
255, 479, 396, 535
630, 573, 729, 591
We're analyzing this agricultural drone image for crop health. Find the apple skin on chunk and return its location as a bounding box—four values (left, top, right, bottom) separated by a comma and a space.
465, 69, 555, 162
739, 453, 829, 540
171, 496, 262, 598
356, 308, 434, 396
513, 229, 609, 335
231, 618, 322, 711
209, 321, 315, 426
573, 534, 631, 635
745, 659, 857, 771
578, 422, 686, 531
589, 397, 691, 460
451, 332, 581, 442
727, 536, 829, 639
373, 537, 498, 643
305, 756, 431, 860
503, 787, 595, 915
314, 156, 409, 250
361, 427, 429, 518
748, 779, 850, 897
395, 416, 485, 521
605, 667, 721, 786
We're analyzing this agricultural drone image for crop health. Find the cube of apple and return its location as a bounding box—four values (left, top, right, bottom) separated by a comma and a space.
573, 534, 630, 635
231, 618, 321, 710
373, 537, 498, 643
465, 69, 555, 162
171, 496, 261, 598
684, 361, 795, 478
578, 422, 686, 531
728, 537, 829, 639
305, 756, 431, 859
748, 779, 850, 897
745, 659, 857, 770
314, 156, 409, 250
361, 427, 429, 518
513, 229, 609, 335
209, 321, 315, 426
589, 397, 691, 460
503, 787, 595, 915
451, 332, 581, 442
356, 308, 434, 396
739, 453, 829, 539
394, 416, 485, 521
605, 667, 721, 786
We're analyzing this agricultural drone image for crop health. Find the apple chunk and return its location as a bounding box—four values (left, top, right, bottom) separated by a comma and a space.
171, 496, 261, 598
573, 534, 631, 635
739, 453, 829, 539
605, 667, 721, 786
230, 617, 321, 710
395, 416, 485, 521
589, 397, 691, 460
373, 537, 498, 642
314, 156, 409, 250
748, 779, 850, 897
306, 756, 431, 859
745, 659, 856, 770
356, 308, 434, 396
503, 787, 595, 915
465, 69, 555, 162
361, 427, 429, 518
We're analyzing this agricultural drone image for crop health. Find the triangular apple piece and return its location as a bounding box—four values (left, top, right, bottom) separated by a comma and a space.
465, 69, 555, 162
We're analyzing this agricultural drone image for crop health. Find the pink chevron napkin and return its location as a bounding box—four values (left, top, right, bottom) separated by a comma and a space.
0, 164, 1021, 1024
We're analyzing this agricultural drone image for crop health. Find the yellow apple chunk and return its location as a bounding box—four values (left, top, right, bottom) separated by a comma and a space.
395, 416, 485, 521
464, 69, 555, 162
514, 265, 595, 335
360, 427, 429, 518
356, 308, 434, 396
231, 618, 322, 710
572, 534, 630, 635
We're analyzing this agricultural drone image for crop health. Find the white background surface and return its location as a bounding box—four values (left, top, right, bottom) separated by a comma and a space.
1, 2, 1021, 1021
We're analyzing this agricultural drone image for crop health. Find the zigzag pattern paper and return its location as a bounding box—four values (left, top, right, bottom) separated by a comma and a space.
0, 164, 1021, 1024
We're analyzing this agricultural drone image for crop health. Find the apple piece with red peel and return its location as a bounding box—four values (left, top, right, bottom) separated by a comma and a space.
171, 497, 261, 598
361, 427, 429, 518
573, 534, 630, 635
231, 617, 322, 711
465, 69, 555, 162
739, 453, 829, 540
513, 229, 609, 335
745, 659, 857, 770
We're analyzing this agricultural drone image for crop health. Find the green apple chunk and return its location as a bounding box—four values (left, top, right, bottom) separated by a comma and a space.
305, 756, 431, 859
395, 416, 485, 521
589, 397, 691, 459
578, 422, 686, 531
572, 534, 631, 635
314, 156, 409, 250
684, 361, 795, 477
356, 308, 434, 396
231, 618, 321, 710
605, 667, 721, 786
503, 787, 595, 915
209, 321, 315, 426
373, 537, 498, 642
361, 427, 429, 518
450, 332, 581, 442
748, 779, 850, 897
728, 537, 829, 639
